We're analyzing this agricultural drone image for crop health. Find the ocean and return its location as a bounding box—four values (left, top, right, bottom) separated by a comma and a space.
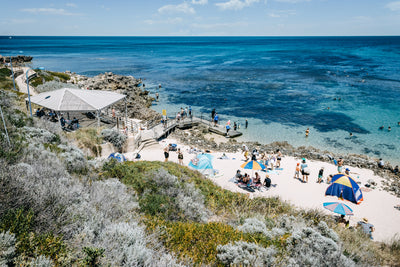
1, 36, 400, 164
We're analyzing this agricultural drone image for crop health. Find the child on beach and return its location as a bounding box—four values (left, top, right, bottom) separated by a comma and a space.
294, 163, 300, 179
317, 167, 324, 183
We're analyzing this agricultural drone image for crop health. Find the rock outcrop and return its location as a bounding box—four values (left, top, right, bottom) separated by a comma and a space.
68, 72, 160, 121
0, 55, 33, 65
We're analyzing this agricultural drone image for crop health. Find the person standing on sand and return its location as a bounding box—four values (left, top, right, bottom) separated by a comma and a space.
211, 108, 216, 122
318, 167, 324, 183
226, 123, 230, 136
177, 148, 183, 165
305, 128, 310, 137
156, 92, 159, 101
300, 158, 309, 183
294, 163, 300, 179
337, 157, 344, 173
276, 149, 282, 168
245, 119, 248, 129
164, 145, 170, 162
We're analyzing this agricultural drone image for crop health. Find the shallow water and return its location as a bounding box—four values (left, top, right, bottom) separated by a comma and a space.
1, 36, 399, 164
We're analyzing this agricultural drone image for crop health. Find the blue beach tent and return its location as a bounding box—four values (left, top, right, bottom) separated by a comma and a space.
188, 153, 215, 176
108, 152, 127, 163
325, 174, 363, 205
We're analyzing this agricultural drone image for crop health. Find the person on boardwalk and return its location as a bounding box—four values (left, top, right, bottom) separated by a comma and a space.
112, 108, 116, 120
177, 148, 183, 165
211, 108, 216, 122
337, 157, 344, 173
245, 119, 248, 129
305, 128, 310, 137
164, 145, 170, 162
213, 113, 219, 127
300, 158, 309, 183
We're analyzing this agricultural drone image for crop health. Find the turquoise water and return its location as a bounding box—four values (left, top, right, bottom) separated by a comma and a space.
1, 36, 399, 164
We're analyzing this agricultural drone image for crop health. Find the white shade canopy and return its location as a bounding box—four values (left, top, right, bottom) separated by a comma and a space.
26, 88, 126, 112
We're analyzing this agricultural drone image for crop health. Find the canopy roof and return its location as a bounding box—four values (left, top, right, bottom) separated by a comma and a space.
26, 88, 126, 112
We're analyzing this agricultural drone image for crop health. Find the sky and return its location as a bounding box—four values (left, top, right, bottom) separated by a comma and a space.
1, 0, 400, 36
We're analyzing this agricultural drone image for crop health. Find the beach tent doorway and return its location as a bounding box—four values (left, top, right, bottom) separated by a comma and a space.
26, 88, 127, 127
188, 153, 215, 176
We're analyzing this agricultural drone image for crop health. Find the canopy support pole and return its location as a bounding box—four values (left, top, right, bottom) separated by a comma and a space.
97, 110, 100, 128
124, 98, 128, 127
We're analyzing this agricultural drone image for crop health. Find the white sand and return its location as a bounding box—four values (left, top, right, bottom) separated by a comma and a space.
124, 136, 400, 243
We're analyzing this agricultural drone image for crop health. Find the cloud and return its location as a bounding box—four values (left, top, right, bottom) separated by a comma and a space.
216, 0, 260, 10
158, 2, 195, 14
385, 1, 400, 11
66, 3, 77, 8
145, 17, 184, 25
20, 8, 81, 16
268, 9, 296, 18
274, 0, 310, 3
0, 18, 36, 25
192, 0, 208, 4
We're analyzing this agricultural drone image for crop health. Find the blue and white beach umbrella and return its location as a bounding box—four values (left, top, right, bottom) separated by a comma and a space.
323, 202, 354, 216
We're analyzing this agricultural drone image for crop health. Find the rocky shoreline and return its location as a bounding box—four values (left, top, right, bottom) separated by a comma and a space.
169, 124, 400, 197
0, 55, 33, 65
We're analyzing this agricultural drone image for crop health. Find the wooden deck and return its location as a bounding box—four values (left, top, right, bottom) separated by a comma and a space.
150, 116, 242, 140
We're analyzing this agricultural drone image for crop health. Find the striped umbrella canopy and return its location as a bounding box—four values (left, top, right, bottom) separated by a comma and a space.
240, 160, 266, 170
325, 174, 363, 204
323, 202, 354, 216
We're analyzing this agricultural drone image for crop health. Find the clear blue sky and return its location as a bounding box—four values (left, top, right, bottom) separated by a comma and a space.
1, 0, 399, 36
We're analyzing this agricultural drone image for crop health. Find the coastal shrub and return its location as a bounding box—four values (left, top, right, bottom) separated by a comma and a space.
145, 218, 243, 264
82, 247, 104, 266
22, 126, 60, 144
285, 226, 354, 266
0, 231, 16, 266
70, 128, 103, 157
28, 255, 53, 267
36, 80, 77, 93
58, 144, 88, 173
217, 241, 277, 266
139, 169, 209, 222
101, 128, 127, 151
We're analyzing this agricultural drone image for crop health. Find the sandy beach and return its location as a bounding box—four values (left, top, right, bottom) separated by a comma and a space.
125, 134, 400, 243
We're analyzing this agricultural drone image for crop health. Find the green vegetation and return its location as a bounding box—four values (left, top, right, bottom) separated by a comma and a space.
69, 128, 103, 156
30, 70, 70, 87
0, 68, 14, 90
0, 208, 68, 265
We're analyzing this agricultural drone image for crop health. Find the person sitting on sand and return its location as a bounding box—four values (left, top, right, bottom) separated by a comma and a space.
235, 170, 243, 183
242, 173, 250, 185
294, 163, 300, 179
317, 167, 324, 183
337, 215, 349, 228
300, 158, 310, 183
327, 174, 333, 184
264, 174, 271, 188
358, 218, 375, 240
253, 172, 261, 185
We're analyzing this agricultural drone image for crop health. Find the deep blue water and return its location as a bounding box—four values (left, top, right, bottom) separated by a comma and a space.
1, 36, 400, 163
